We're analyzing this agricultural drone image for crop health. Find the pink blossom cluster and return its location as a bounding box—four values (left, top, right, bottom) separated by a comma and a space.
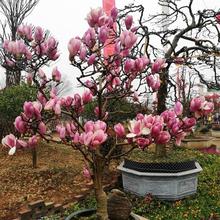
3, 40, 32, 60
113, 99, 213, 150
3, 25, 59, 68
190, 96, 214, 118
2, 134, 38, 155
68, 7, 162, 95
55, 120, 108, 151
146, 74, 161, 91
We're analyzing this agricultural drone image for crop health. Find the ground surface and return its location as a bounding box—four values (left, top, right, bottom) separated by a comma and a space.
0, 142, 90, 220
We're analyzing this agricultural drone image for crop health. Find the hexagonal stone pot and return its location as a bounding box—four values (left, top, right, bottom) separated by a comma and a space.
118, 160, 202, 201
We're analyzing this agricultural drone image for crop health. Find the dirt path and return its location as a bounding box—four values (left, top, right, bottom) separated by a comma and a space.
0, 142, 90, 220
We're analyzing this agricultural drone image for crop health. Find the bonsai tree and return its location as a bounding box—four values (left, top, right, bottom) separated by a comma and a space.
119, 0, 220, 156
1, 7, 214, 220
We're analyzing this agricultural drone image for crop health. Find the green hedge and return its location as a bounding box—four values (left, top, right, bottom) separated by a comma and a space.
0, 84, 37, 139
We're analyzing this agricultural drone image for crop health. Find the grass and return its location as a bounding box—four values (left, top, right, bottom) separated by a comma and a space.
42, 148, 220, 220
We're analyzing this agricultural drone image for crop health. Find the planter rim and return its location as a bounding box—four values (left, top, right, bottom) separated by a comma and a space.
123, 158, 196, 173
118, 161, 202, 177
183, 138, 213, 142
65, 208, 147, 220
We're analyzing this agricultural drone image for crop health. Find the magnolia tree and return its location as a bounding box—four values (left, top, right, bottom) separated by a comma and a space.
1, 7, 214, 220
0, 0, 40, 87
1, 24, 59, 168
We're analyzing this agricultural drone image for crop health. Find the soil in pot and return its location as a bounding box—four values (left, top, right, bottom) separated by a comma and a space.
127, 148, 197, 164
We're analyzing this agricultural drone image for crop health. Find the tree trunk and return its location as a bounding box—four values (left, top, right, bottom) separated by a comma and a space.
155, 144, 167, 157
32, 147, 37, 168
5, 70, 21, 88
157, 68, 168, 114
93, 156, 108, 220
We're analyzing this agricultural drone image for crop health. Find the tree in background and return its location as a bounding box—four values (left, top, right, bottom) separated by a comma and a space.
0, 0, 39, 87
120, 0, 220, 112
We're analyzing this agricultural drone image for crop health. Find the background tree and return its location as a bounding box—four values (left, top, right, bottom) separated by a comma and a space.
0, 0, 39, 87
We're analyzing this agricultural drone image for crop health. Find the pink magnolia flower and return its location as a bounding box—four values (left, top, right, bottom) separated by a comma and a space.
47, 37, 57, 49
174, 101, 183, 116
203, 102, 214, 115
56, 125, 66, 139
37, 92, 47, 106
124, 59, 135, 73
83, 28, 96, 48
17, 24, 33, 41
136, 137, 150, 150
68, 38, 81, 57
83, 167, 92, 179
81, 131, 93, 146
65, 122, 76, 137
52, 67, 61, 82
175, 132, 186, 146
34, 26, 44, 42
79, 46, 87, 61
38, 121, 46, 135
23, 101, 35, 118
190, 97, 203, 112
45, 98, 61, 115
151, 123, 163, 137
183, 117, 196, 129
87, 54, 97, 65
98, 26, 109, 44
28, 135, 38, 147
2, 134, 17, 155
90, 130, 107, 147
216, 14, 220, 24
64, 96, 73, 107
125, 15, 133, 30
111, 7, 118, 22
151, 58, 166, 74
94, 120, 107, 132
120, 30, 137, 49
82, 90, 93, 104
127, 120, 150, 138
86, 8, 104, 27
114, 123, 125, 137
156, 131, 171, 144
14, 116, 27, 133
84, 121, 95, 133
73, 132, 80, 144
146, 74, 161, 91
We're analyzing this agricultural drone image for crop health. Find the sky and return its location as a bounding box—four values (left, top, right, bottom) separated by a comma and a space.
0, 0, 220, 95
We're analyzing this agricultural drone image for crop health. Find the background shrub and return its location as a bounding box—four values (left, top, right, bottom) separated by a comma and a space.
0, 84, 37, 139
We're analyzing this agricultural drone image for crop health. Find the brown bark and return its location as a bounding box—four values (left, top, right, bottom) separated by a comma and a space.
155, 144, 167, 158
157, 68, 168, 114
32, 147, 37, 168
93, 156, 108, 220
5, 69, 21, 87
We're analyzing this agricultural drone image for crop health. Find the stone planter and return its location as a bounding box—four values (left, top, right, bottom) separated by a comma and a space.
182, 136, 220, 149
211, 129, 220, 138
182, 137, 212, 148
65, 208, 148, 220
118, 160, 202, 201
